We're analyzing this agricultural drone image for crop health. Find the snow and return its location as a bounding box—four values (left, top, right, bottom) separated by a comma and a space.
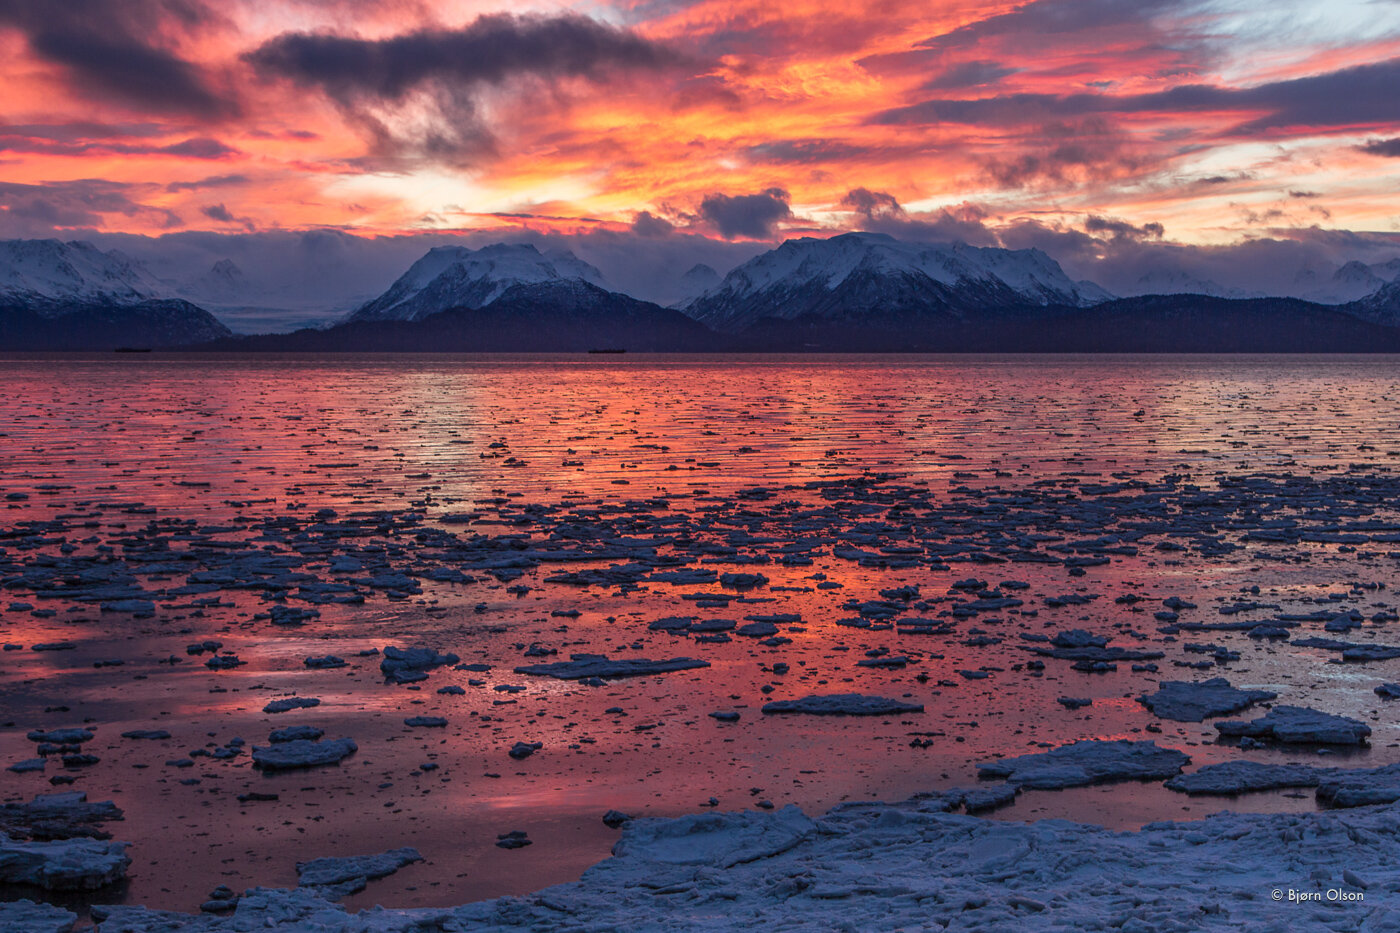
180, 259, 250, 305
349, 244, 608, 322
75, 798, 1400, 931
1128, 269, 1262, 299
676, 263, 720, 299
1138, 678, 1278, 722
1304, 260, 1391, 304
0, 239, 167, 311
684, 231, 1107, 330
976, 740, 1189, 789
760, 693, 925, 715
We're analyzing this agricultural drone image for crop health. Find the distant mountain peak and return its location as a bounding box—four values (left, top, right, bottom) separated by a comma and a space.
682, 262, 719, 282
1129, 269, 1257, 299
1302, 259, 1388, 305
1351, 276, 1400, 324
666, 263, 723, 306
210, 258, 243, 278
0, 238, 168, 311
203, 258, 248, 289
176, 257, 257, 307
349, 242, 608, 323
681, 231, 1107, 332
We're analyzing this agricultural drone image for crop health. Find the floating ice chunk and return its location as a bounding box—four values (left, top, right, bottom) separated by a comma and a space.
1215, 705, 1370, 745
1166, 760, 1327, 795
1051, 629, 1106, 648
100, 599, 154, 615
295, 847, 422, 888
251, 737, 356, 770
268, 726, 323, 743
0, 833, 130, 889
0, 898, 77, 932
303, 655, 346, 669
380, 645, 460, 683
978, 740, 1189, 789
761, 694, 924, 716
611, 805, 815, 869
1317, 763, 1400, 807
1138, 678, 1277, 722
514, 654, 709, 680
26, 729, 93, 744
263, 697, 320, 714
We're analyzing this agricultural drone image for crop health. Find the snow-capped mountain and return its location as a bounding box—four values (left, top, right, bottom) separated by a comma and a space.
1303, 260, 1394, 305
1127, 270, 1261, 300
0, 239, 169, 312
349, 243, 608, 323
0, 239, 232, 348
182, 258, 250, 303
1348, 275, 1400, 326
1075, 279, 1116, 304
174, 257, 372, 333
681, 232, 1108, 333
222, 278, 725, 352
673, 263, 721, 303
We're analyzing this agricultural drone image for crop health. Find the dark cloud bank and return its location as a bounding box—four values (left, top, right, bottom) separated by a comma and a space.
0, 0, 234, 117
245, 12, 684, 164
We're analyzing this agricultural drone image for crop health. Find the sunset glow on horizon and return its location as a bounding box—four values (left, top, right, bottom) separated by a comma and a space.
0, 0, 1397, 257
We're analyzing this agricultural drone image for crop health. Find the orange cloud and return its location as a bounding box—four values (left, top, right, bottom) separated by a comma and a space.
0, 0, 1394, 245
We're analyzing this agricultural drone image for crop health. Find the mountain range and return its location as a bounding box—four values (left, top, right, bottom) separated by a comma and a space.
0, 239, 230, 349
3, 234, 1400, 351
680, 233, 1110, 333
347, 244, 609, 323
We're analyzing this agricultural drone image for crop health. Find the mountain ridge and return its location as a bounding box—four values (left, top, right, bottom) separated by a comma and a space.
197, 279, 722, 352
5, 233, 1400, 352
349, 243, 607, 323
0, 238, 167, 311
681, 232, 1107, 333
0, 239, 232, 348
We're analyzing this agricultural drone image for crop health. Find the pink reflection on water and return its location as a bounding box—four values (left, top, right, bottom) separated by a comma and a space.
2, 353, 1400, 912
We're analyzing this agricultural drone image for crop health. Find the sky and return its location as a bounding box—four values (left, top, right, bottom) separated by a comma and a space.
2, 0, 1400, 314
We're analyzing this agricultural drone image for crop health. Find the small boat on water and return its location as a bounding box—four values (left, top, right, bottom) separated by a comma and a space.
587, 348, 626, 354
114, 347, 153, 353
